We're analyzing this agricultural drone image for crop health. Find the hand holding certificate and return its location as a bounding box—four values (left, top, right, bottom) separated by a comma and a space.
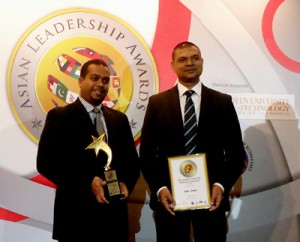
168, 153, 211, 211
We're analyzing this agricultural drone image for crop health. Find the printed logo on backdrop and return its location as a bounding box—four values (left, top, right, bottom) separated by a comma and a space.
230, 93, 295, 120
7, 8, 158, 143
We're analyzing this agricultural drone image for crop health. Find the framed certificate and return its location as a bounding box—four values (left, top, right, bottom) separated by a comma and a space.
168, 153, 211, 211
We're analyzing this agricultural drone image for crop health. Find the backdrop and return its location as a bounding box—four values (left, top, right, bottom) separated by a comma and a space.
0, 0, 299, 241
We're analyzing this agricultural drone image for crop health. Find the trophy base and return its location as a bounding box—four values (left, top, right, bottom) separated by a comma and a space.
104, 169, 122, 202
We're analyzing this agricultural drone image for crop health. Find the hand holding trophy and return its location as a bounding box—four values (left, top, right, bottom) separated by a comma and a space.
86, 133, 122, 201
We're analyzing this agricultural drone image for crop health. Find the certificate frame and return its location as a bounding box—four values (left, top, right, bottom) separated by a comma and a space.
168, 153, 211, 211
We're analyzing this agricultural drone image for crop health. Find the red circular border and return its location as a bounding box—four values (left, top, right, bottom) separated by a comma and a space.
262, 0, 300, 73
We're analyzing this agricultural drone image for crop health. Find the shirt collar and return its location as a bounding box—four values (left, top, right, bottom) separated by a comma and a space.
78, 96, 103, 113
178, 81, 202, 98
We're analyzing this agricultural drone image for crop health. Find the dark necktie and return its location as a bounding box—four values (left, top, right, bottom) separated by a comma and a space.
184, 90, 198, 155
93, 107, 105, 136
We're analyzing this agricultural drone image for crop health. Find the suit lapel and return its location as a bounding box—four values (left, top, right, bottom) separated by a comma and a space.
70, 99, 97, 136
167, 85, 184, 130
197, 84, 213, 150
101, 106, 113, 143
199, 84, 210, 122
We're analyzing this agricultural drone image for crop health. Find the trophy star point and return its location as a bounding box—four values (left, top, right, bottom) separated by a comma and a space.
85, 134, 106, 157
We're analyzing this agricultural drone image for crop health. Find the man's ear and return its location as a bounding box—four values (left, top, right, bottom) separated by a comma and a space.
170, 61, 174, 71
78, 77, 83, 87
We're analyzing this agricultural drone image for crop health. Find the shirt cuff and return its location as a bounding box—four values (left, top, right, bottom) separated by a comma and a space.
213, 183, 224, 193
157, 186, 167, 200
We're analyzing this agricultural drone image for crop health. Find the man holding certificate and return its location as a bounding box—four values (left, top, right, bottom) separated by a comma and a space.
140, 42, 245, 242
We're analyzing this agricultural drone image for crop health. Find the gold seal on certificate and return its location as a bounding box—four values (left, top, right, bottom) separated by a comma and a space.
86, 133, 122, 200
168, 153, 211, 211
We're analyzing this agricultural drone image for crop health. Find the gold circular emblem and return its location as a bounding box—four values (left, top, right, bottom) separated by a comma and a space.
7, 8, 159, 143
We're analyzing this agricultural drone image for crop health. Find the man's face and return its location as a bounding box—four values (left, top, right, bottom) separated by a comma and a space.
171, 45, 203, 87
78, 64, 110, 106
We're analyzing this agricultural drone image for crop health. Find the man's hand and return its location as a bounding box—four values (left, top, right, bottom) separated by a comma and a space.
119, 182, 129, 200
209, 185, 223, 211
91, 176, 109, 204
158, 188, 176, 216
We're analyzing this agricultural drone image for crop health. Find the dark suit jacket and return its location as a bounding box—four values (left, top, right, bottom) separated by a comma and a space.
140, 84, 245, 211
37, 98, 140, 241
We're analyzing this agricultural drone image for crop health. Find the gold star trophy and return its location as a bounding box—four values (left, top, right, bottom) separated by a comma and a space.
86, 133, 122, 200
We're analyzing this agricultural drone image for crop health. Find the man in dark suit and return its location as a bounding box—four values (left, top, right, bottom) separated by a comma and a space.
140, 42, 245, 242
37, 59, 140, 242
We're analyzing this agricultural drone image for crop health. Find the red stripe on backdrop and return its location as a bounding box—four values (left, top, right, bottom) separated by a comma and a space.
30, 174, 56, 188
0, 175, 55, 222
133, 0, 191, 148
0, 208, 27, 222
151, 0, 191, 92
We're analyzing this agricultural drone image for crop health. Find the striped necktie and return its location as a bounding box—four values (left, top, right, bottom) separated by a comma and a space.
183, 90, 198, 155
93, 107, 105, 136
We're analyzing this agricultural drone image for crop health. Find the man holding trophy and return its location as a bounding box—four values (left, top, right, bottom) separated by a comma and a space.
37, 59, 140, 242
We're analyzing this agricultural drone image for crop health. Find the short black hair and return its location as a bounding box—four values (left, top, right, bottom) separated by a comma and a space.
172, 41, 200, 61
80, 59, 109, 78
